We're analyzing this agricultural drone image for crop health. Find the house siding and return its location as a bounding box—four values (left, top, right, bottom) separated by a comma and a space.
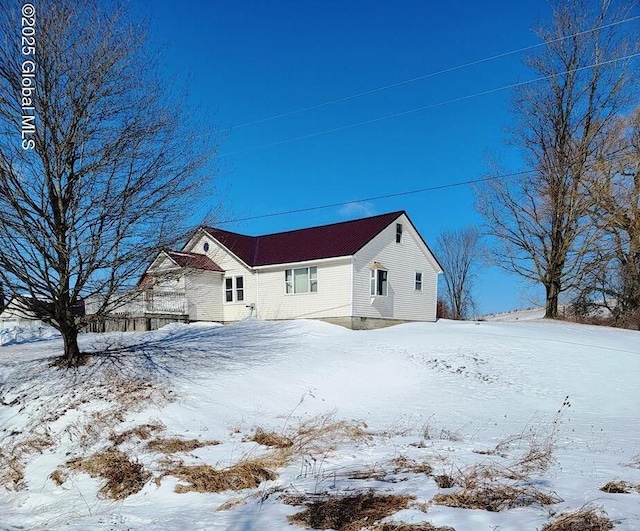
183, 233, 255, 322
352, 214, 439, 322
256, 258, 352, 320
185, 271, 223, 321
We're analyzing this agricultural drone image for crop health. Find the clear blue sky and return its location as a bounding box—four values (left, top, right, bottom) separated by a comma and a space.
133, 0, 562, 314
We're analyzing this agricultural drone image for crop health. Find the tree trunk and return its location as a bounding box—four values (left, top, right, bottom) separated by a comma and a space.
545, 281, 560, 319
61, 324, 82, 367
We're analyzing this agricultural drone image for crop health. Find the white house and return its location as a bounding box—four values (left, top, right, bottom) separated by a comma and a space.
140, 211, 443, 329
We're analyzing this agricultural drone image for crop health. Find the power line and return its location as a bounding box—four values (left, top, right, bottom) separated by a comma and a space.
220, 51, 640, 158
216, 169, 536, 225
231, 15, 640, 130
216, 148, 630, 225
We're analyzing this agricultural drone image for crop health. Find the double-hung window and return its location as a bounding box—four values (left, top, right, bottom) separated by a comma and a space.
415, 271, 423, 291
285, 266, 317, 294
225, 276, 244, 302
396, 223, 403, 243
370, 269, 388, 296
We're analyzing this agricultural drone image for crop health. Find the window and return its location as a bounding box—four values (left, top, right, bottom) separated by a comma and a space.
225, 276, 244, 302
225, 278, 233, 302
203, 242, 210, 252
415, 271, 423, 291
370, 269, 388, 296
285, 266, 317, 294
396, 223, 403, 243
236, 276, 244, 302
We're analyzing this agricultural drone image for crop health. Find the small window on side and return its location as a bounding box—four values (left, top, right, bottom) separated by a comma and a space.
415, 271, 423, 291
396, 223, 403, 243
225, 278, 233, 302
236, 276, 244, 302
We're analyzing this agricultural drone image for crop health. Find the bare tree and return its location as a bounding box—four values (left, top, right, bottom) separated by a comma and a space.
582, 107, 640, 327
0, 0, 217, 366
477, 0, 637, 318
436, 227, 483, 320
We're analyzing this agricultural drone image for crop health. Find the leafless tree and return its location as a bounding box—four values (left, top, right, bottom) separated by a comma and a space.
581, 108, 640, 327
477, 0, 637, 318
436, 226, 483, 320
0, 0, 217, 366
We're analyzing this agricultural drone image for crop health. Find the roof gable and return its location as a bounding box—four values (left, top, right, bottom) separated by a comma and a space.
165, 251, 224, 272
201, 211, 406, 267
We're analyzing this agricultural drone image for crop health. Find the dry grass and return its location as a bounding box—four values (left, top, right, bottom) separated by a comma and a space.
0, 432, 54, 490
49, 469, 66, 486
433, 484, 562, 512
433, 474, 455, 489
110, 422, 165, 445
287, 492, 414, 531
391, 455, 433, 475
164, 451, 287, 493
292, 414, 371, 455
368, 523, 456, 531
68, 449, 151, 500
600, 480, 640, 494
541, 507, 615, 531
246, 428, 293, 449
146, 437, 220, 454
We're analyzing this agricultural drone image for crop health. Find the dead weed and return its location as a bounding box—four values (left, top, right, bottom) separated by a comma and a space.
368, 523, 456, 531
164, 451, 287, 493
110, 421, 165, 445
146, 437, 220, 454
246, 428, 293, 449
541, 507, 614, 531
68, 449, 151, 500
391, 455, 433, 475
600, 480, 640, 494
433, 484, 562, 512
287, 491, 414, 531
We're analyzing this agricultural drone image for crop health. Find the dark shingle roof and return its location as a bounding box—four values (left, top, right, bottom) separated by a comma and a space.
166, 251, 223, 272
202, 211, 406, 267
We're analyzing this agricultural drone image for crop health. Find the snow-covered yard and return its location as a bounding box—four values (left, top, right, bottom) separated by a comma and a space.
0, 318, 639, 530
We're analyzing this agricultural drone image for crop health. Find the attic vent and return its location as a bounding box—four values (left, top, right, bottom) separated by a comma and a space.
396, 223, 403, 243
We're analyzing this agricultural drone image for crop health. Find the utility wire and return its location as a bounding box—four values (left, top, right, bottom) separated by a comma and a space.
220, 51, 640, 158
231, 15, 640, 130
216, 149, 630, 225
215, 169, 536, 224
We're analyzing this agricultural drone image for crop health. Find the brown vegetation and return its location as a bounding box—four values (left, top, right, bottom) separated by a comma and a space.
146, 437, 220, 454
68, 449, 151, 500
287, 492, 414, 531
541, 507, 615, 531
166, 459, 279, 494
433, 484, 561, 512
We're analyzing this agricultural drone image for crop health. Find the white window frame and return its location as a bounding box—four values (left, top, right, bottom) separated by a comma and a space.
415, 271, 423, 291
285, 266, 318, 294
370, 269, 388, 296
224, 275, 244, 303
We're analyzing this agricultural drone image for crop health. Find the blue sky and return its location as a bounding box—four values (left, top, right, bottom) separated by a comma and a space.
134, 1, 564, 314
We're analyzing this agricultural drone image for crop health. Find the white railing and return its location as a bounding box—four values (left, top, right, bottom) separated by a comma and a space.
85, 290, 187, 317
143, 290, 186, 315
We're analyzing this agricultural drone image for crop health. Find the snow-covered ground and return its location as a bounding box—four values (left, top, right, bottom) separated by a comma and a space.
0, 318, 638, 530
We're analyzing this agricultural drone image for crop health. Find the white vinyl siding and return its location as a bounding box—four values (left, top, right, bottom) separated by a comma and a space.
185, 271, 223, 321
353, 214, 439, 321
257, 259, 351, 320
183, 234, 255, 322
